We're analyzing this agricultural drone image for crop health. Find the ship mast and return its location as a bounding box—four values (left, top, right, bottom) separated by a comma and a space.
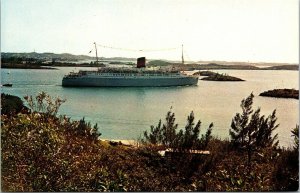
94, 42, 99, 64
181, 44, 184, 65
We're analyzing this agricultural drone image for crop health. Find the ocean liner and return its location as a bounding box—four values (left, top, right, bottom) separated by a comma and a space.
62, 44, 199, 87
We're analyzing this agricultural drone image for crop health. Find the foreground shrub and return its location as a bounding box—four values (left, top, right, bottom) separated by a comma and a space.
272, 126, 299, 191
291, 125, 299, 150
24, 91, 66, 116
273, 147, 299, 191
1, 112, 103, 191
2, 111, 202, 191
143, 110, 213, 151
1, 93, 101, 191
1, 93, 27, 115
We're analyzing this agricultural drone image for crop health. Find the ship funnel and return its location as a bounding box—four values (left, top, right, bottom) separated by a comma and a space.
137, 57, 146, 68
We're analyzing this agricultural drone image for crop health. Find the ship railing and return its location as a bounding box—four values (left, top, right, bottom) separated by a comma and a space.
80, 70, 182, 77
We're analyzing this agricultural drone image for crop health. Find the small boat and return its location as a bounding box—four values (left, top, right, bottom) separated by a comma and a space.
2, 83, 12, 87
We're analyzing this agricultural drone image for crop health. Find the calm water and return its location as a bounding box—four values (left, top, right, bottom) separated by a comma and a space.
1, 67, 298, 147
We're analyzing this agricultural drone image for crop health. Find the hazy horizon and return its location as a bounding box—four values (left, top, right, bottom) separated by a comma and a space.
1, 0, 298, 63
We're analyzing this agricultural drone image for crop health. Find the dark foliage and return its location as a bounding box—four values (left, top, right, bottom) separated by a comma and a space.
143, 110, 178, 147
1, 93, 28, 115
143, 110, 213, 151
273, 139, 299, 191
291, 125, 299, 150
76, 117, 101, 140
260, 88, 299, 99
193, 70, 218, 76
229, 93, 279, 166
201, 72, 244, 81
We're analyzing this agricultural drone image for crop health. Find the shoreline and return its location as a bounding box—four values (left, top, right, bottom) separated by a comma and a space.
2, 63, 57, 70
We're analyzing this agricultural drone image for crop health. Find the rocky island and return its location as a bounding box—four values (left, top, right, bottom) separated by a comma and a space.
259, 89, 299, 99
193, 71, 244, 81
193, 70, 217, 76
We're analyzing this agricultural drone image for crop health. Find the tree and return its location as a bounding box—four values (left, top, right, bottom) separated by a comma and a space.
143, 110, 178, 147
291, 125, 299, 151
76, 117, 101, 140
176, 111, 213, 150
200, 122, 213, 149
143, 110, 213, 150
230, 93, 254, 146
178, 111, 201, 150
143, 120, 162, 145
161, 111, 178, 147
229, 93, 279, 167
255, 109, 279, 148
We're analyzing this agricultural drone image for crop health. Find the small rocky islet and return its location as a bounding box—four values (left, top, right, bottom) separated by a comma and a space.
193, 71, 244, 81
259, 89, 299, 99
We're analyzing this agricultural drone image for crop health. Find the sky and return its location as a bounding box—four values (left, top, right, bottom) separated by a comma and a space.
1, 0, 299, 63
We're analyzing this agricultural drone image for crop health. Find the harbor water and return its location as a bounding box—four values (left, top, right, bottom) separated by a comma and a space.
1, 67, 298, 147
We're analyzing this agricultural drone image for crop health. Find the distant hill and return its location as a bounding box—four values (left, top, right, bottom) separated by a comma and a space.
1, 52, 139, 62
195, 60, 298, 67
261, 65, 299, 70
1, 52, 298, 69
148, 60, 171, 66
1, 52, 95, 61
170, 63, 260, 70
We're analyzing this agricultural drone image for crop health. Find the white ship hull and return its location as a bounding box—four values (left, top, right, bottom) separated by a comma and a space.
62, 74, 198, 87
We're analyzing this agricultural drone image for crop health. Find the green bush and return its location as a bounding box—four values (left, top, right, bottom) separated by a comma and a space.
229, 93, 279, 166
143, 110, 213, 151
291, 125, 299, 150
1, 113, 104, 191
24, 91, 66, 116
273, 147, 299, 190
1, 93, 27, 115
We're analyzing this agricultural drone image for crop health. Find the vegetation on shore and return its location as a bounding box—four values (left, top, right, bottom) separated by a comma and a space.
147, 60, 171, 67
1, 57, 56, 69
152, 61, 299, 71
1, 56, 106, 69
261, 65, 299, 70
1, 52, 94, 61
201, 74, 244, 81
1, 63, 57, 69
193, 70, 217, 76
1, 92, 298, 191
260, 89, 299, 99
109, 61, 134, 65
1, 94, 28, 115
191, 63, 259, 70
193, 71, 244, 81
